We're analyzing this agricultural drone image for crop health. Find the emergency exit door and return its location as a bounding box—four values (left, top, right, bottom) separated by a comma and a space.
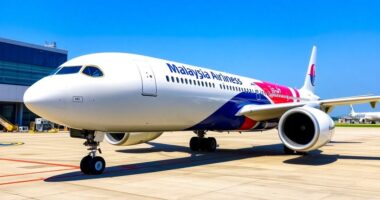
136, 61, 157, 96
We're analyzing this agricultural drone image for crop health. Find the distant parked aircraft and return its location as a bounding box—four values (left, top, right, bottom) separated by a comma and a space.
349, 105, 380, 124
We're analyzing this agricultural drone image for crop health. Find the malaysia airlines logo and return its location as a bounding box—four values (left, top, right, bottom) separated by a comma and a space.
309, 64, 316, 86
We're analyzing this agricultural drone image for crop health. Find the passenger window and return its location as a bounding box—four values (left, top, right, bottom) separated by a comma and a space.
176, 77, 179, 83
181, 78, 184, 84
171, 76, 175, 82
185, 79, 188, 84
82, 66, 103, 77
189, 79, 192, 85
56, 66, 82, 75
166, 76, 170, 82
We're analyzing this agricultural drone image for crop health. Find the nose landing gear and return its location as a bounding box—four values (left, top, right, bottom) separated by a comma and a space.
189, 130, 217, 152
79, 132, 106, 175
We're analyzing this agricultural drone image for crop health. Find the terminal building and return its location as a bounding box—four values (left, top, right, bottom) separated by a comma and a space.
0, 37, 67, 129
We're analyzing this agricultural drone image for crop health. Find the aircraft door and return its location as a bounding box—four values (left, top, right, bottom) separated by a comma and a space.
136, 60, 157, 96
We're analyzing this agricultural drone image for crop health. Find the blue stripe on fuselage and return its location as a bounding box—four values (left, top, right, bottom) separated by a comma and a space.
186, 92, 271, 131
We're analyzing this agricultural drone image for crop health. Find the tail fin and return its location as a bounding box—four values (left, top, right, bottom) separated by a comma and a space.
301, 46, 317, 93
350, 105, 356, 115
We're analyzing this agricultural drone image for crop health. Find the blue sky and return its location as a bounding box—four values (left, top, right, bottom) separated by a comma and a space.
1, 0, 379, 115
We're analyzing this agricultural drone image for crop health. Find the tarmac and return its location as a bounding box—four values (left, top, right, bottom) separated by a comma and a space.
0, 127, 380, 200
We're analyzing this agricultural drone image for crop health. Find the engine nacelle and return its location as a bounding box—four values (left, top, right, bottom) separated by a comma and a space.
278, 106, 335, 152
105, 132, 163, 146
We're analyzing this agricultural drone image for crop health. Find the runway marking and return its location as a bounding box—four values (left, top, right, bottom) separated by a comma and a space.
0, 157, 79, 186
0, 153, 244, 185
0, 158, 79, 168
0, 168, 76, 178
0, 178, 45, 186
0, 142, 24, 147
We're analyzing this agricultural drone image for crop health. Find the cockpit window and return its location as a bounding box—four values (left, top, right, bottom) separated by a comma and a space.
50, 67, 62, 75
82, 66, 104, 77
56, 66, 82, 75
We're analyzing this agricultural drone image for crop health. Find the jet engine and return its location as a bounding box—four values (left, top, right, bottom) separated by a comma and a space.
105, 132, 163, 146
278, 106, 335, 152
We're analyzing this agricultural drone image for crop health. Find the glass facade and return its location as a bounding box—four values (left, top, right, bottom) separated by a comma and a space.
0, 39, 67, 86
0, 41, 67, 68
0, 60, 56, 86
0, 38, 67, 127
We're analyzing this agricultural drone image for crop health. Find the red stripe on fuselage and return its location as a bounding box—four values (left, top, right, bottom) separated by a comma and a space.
255, 82, 293, 104
239, 117, 257, 130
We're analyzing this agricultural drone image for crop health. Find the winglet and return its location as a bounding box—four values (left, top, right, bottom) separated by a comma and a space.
301, 46, 317, 93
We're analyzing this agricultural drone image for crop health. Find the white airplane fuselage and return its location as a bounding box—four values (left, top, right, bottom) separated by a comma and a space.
23, 47, 380, 175
351, 112, 380, 122
24, 53, 315, 132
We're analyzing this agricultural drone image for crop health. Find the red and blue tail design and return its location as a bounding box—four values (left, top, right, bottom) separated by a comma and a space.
301, 46, 317, 93
309, 64, 316, 86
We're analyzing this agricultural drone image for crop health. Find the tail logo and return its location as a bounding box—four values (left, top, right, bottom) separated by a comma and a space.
309, 64, 316, 86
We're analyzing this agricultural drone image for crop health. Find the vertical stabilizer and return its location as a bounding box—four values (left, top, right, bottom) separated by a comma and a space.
301, 46, 317, 93
350, 105, 356, 116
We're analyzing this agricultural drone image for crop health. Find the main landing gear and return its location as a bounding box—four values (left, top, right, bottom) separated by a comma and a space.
80, 132, 106, 175
189, 130, 217, 152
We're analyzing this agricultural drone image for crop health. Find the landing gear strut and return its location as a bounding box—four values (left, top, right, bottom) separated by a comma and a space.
189, 130, 217, 152
80, 132, 106, 175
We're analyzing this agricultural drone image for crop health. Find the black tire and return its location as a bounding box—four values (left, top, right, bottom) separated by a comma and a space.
90, 156, 106, 175
283, 145, 296, 155
207, 137, 217, 152
80, 155, 92, 175
190, 137, 200, 151
199, 138, 209, 151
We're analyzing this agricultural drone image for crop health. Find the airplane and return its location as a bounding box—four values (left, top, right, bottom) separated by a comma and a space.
23, 46, 380, 175
349, 105, 380, 124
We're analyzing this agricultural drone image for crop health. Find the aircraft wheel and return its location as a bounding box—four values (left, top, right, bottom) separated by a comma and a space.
80, 155, 92, 175
190, 137, 200, 151
90, 156, 106, 175
206, 137, 217, 152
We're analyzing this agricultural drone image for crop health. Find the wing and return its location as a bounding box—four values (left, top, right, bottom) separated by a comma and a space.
236, 95, 380, 121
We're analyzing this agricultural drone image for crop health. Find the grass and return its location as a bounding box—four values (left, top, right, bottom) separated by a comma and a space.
335, 123, 380, 128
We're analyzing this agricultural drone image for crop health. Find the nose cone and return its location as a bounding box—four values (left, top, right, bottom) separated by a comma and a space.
24, 78, 66, 121
24, 82, 46, 114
